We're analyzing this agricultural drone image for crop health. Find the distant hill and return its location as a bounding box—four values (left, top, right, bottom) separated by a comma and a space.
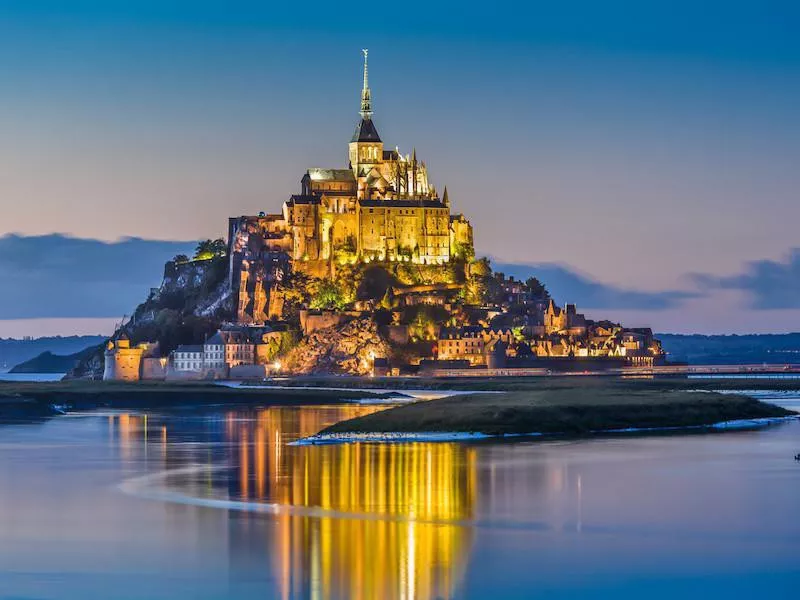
0, 336, 106, 372
658, 333, 800, 365
9, 345, 104, 374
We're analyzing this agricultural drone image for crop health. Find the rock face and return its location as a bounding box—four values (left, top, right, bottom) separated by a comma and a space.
227, 217, 291, 323
66, 257, 233, 380
66, 349, 105, 380
283, 318, 391, 375
151, 258, 234, 319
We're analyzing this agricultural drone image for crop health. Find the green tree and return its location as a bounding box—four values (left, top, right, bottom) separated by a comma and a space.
525, 277, 550, 300
358, 265, 397, 301
333, 263, 361, 305
463, 257, 496, 305
309, 279, 347, 310
278, 271, 313, 323
405, 305, 449, 341
469, 257, 492, 278
451, 241, 475, 261
379, 287, 395, 310
194, 238, 227, 260
210, 238, 227, 256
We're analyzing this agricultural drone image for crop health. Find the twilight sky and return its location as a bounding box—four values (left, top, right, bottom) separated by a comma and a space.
1, 1, 799, 336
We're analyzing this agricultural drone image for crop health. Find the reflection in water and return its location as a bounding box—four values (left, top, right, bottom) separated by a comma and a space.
111, 406, 477, 600
4, 404, 799, 599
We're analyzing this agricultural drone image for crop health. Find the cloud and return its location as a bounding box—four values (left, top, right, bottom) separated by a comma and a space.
491, 260, 698, 310
9, 236, 792, 324
690, 248, 800, 309
0, 234, 195, 319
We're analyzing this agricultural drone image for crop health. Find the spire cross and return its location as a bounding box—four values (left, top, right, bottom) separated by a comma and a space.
360, 48, 373, 119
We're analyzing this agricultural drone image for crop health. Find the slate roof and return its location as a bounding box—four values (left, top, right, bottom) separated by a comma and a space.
174, 345, 203, 353
307, 168, 355, 181
205, 332, 224, 345
351, 118, 382, 142
360, 199, 447, 209
439, 326, 484, 339
287, 194, 321, 205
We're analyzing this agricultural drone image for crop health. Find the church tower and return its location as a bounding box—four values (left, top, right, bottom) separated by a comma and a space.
349, 49, 384, 178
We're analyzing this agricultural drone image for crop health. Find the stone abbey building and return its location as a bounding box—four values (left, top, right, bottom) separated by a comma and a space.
229, 50, 474, 321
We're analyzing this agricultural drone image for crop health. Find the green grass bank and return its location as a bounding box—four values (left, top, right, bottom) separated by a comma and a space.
319, 379, 797, 437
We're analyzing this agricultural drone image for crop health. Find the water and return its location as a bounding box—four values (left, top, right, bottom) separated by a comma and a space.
688, 373, 800, 380
1, 399, 799, 599
0, 372, 65, 382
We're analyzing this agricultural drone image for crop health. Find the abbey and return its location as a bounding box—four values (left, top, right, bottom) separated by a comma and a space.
230, 50, 473, 277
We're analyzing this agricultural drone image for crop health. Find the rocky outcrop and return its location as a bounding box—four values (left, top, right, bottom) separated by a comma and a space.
66, 257, 233, 380
282, 318, 391, 375
9, 346, 99, 374
228, 217, 292, 323
145, 257, 233, 320
65, 349, 105, 380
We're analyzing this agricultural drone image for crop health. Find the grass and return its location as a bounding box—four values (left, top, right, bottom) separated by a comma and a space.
263, 374, 800, 393
320, 378, 797, 436
2, 376, 797, 434
0, 379, 393, 421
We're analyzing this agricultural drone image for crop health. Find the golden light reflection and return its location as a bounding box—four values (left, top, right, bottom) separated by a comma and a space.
109, 406, 478, 599
226, 406, 477, 600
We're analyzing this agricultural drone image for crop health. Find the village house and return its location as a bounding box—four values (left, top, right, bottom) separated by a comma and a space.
437, 327, 515, 366
172, 345, 205, 374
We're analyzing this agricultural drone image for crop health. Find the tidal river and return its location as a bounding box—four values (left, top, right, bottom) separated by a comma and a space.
1, 395, 799, 599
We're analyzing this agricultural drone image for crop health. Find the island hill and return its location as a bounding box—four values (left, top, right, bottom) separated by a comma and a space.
7, 53, 793, 443
81, 51, 665, 382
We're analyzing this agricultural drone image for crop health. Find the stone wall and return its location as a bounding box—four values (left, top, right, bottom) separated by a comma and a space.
229, 364, 267, 380
141, 358, 167, 380
300, 310, 357, 335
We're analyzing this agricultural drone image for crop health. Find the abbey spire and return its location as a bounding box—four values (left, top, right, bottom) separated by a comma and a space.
351, 50, 381, 145
349, 49, 383, 175
360, 48, 373, 119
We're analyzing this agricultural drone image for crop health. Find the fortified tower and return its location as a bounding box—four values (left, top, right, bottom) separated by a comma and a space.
103, 334, 145, 381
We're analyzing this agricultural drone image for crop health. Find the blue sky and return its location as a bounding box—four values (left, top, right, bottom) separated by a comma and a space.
0, 1, 798, 335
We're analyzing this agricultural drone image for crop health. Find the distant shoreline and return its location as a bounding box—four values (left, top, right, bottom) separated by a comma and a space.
0, 380, 397, 422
